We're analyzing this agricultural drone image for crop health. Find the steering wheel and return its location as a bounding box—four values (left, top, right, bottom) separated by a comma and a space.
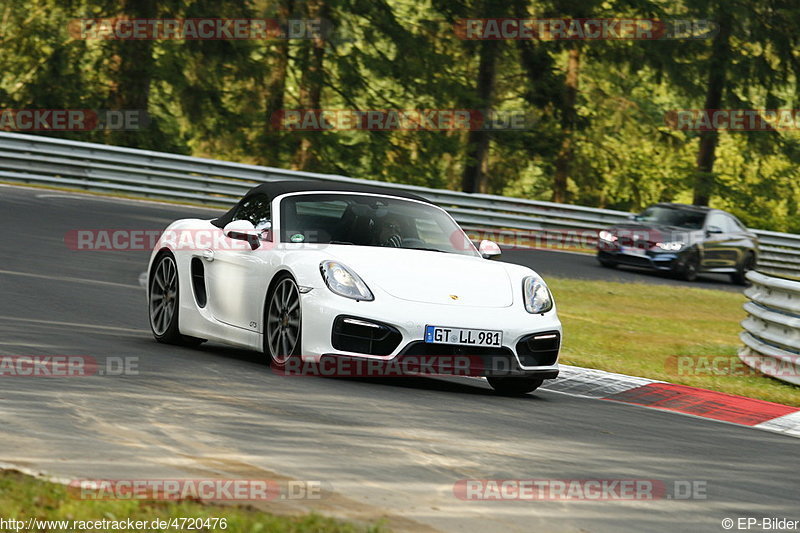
383, 234, 403, 247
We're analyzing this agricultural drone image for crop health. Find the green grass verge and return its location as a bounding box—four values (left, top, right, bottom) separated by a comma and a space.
0, 470, 382, 533
549, 277, 800, 407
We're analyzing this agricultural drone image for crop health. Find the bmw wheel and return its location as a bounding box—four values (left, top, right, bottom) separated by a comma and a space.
598, 257, 618, 269
731, 252, 756, 285
678, 251, 699, 282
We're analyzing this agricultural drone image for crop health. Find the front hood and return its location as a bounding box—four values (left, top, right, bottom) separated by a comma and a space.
324, 246, 515, 307
607, 223, 698, 244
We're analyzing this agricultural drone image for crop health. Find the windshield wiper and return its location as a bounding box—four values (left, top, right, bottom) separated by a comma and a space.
329, 240, 355, 245
405, 246, 447, 253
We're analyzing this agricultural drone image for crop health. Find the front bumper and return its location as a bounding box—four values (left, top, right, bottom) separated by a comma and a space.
298, 285, 562, 379
597, 248, 684, 272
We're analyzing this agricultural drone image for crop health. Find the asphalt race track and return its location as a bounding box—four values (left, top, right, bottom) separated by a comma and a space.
501, 249, 742, 291
1, 184, 797, 532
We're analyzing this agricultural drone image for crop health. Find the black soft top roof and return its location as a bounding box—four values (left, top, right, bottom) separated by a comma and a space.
213, 179, 432, 228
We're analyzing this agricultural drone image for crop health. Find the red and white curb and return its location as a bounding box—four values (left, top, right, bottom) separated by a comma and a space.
540, 365, 800, 438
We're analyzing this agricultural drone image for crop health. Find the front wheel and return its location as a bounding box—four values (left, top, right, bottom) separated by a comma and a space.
264, 275, 302, 367
487, 376, 544, 396
598, 257, 617, 269
731, 252, 756, 285
148, 252, 205, 346
677, 251, 699, 282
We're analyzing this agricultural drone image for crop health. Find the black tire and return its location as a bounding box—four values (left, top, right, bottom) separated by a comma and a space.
487, 376, 544, 396
264, 274, 303, 367
731, 252, 756, 285
149, 251, 206, 346
678, 251, 700, 282
598, 257, 617, 269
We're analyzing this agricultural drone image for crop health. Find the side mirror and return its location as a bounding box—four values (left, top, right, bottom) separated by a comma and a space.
628, 214, 638, 220
256, 221, 273, 241
224, 220, 260, 250
705, 225, 723, 236
479, 239, 502, 260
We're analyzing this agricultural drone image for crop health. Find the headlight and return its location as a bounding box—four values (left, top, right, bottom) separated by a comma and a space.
522, 275, 553, 314
656, 241, 685, 251
320, 261, 374, 301
598, 230, 617, 242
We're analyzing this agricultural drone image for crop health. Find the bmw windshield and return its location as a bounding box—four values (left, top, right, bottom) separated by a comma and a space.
636, 206, 706, 229
279, 193, 478, 257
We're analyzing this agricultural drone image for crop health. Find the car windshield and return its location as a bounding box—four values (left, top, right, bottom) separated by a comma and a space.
636, 206, 706, 229
279, 193, 478, 256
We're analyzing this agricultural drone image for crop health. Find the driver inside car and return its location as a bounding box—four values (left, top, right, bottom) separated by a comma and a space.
376, 215, 404, 247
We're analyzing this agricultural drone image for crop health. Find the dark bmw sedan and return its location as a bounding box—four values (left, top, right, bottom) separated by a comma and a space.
596, 203, 758, 284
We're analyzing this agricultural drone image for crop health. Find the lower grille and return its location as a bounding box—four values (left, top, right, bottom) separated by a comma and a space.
614, 255, 653, 267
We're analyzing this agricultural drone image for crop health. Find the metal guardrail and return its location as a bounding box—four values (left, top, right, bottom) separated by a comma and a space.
1, 131, 799, 278
739, 271, 800, 385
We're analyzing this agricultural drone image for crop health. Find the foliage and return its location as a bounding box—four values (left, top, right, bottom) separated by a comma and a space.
1, 0, 798, 230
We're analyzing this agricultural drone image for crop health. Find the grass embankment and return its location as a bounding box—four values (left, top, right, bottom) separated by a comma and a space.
549, 277, 800, 407
0, 470, 381, 533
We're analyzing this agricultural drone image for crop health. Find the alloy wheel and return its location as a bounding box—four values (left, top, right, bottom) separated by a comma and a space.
150, 255, 178, 336
267, 277, 301, 363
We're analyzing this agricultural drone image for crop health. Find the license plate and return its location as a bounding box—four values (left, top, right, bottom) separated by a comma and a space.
620, 246, 647, 257
424, 326, 502, 347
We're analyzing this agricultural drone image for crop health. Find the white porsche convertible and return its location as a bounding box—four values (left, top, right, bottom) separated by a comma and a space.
147, 181, 561, 394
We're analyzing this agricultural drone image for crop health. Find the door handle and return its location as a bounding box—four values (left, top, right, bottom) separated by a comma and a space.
203, 249, 214, 262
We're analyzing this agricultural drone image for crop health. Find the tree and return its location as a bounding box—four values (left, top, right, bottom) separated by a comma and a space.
2, 0, 798, 231
102, 0, 164, 149
692, 2, 732, 205
644, 0, 800, 206
260, 0, 294, 166
460, 26, 500, 193
292, 0, 331, 170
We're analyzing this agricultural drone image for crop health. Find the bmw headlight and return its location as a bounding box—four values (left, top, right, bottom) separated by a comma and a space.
598, 230, 617, 242
656, 241, 685, 251
320, 261, 374, 301
522, 275, 553, 314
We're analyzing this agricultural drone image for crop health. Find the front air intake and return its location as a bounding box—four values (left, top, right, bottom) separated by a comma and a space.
331, 316, 402, 355
515, 331, 560, 366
